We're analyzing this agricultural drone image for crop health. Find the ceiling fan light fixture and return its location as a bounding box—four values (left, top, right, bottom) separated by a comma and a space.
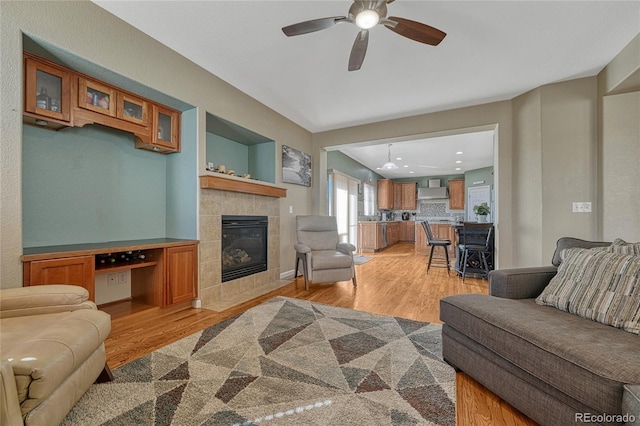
355, 10, 379, 29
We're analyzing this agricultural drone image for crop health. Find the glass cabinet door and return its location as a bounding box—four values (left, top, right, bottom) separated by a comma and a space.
153, 104, 180, 151
24, 57, 71, 122
117, 93, 149, 126
78, 78, 116, 117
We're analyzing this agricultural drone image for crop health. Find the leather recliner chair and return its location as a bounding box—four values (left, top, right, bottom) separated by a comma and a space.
294, 215, 357, 291
0, 285, 111, 426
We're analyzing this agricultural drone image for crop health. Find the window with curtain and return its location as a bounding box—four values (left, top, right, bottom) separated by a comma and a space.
328, 170, 360, 247
363, 182, 375, 216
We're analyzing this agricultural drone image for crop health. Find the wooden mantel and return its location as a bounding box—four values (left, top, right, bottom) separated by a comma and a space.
199, 174, 287, 198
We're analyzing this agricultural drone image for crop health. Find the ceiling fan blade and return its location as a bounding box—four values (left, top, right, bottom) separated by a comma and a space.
348, 30, 369, 71
282, 16, 346, 37
385, 16, 446, 46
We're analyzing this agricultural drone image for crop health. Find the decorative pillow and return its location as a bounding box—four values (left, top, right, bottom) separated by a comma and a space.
536, 247, 640, 334
607, 238, 640, 255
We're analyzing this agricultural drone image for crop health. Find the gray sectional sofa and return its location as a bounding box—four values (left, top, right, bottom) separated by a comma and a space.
440, 238, 640, 425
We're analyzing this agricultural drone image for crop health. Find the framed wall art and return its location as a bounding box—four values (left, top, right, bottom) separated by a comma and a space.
282, 145, 311, 187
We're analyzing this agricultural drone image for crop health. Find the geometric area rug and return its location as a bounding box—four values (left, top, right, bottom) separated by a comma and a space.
63, 297, 455, 425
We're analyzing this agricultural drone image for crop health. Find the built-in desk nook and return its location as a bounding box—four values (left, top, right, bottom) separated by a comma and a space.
21, 238, 199, 318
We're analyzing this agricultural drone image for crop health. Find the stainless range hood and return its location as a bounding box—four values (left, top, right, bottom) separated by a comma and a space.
417, 179, 448, 199
417, 187, 448, 199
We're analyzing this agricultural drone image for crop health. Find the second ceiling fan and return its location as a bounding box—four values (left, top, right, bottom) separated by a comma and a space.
282, 0, 446, 71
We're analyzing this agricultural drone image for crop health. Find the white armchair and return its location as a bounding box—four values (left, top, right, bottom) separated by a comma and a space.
294, 215, 357, 290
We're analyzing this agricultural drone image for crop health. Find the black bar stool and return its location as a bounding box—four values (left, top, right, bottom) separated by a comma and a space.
421, 221, 451, 275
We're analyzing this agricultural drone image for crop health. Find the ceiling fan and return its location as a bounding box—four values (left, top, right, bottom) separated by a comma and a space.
282, 0, 446, 71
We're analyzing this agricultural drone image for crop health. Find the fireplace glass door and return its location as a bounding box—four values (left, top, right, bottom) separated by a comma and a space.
221, 216, 268, 282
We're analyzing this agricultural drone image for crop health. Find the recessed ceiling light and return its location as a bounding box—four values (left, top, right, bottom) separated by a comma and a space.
403, 165, 409, 168
409, 171, 414, 174
455, 167, 461, 171
455, 160, 462, 164
456, 151, 463, 155
396, 157, 402, 161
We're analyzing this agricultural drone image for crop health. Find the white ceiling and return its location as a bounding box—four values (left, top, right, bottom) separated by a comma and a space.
335, 130, 494, 178
93, 0, 639, 178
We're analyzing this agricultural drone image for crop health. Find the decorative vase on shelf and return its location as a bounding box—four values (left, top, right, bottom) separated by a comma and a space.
477, 215, 488, 223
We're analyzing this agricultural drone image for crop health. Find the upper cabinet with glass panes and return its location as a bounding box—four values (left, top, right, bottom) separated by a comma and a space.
23, 53, 180, 153
24, 57, 71, 126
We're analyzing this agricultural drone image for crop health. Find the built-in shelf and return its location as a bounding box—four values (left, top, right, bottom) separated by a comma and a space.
199, 174, 287, 198
95, 261, 158, 274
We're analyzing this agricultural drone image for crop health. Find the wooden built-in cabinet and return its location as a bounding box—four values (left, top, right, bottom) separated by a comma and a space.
78, 77, 117, 117
24, 57, 72, 127
23, 53, 180, 154
22, 239, 198, 311
449, 179, 465, 210
135, 104, 180, 153
166, 245, 198, 305
24, 255, 95, 301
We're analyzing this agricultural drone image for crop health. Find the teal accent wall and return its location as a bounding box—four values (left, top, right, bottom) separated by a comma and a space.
465, 166, 494, 194
22, 124, 167, 247
206, 132, 248, 175
248, 142, 275, 183
206, 133, 275, 183
327, 151, 384, 201
166, 108, 197, 239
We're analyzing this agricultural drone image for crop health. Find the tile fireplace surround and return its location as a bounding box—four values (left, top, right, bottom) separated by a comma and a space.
199, 176, 290, 311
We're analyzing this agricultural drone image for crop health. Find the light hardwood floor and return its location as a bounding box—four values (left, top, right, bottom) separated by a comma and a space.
103, 242, 535, 425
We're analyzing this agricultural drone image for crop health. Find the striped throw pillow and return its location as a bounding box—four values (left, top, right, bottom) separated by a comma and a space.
607, 238, 640, 255
536, 247, 640, 335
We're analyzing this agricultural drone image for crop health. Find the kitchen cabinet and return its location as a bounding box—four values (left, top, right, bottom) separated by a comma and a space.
24, 55, 72, 127
449, 179, 465, 210
387, 222, 400, 246
377, 179, 394, 210
400, 182, 417, 209
400, 221, 415, 242
358, 222, 383, 252
24, 255, 94, 301
166, 244, 198, 305
393, 183, 403, 210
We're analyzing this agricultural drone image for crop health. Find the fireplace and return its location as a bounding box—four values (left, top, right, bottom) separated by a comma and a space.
221, 215, 268, 282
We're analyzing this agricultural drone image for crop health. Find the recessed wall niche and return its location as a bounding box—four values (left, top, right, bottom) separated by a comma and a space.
206, 113, 275, 183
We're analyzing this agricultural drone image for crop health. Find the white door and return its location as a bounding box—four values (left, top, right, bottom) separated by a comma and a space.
467, 185, 492, 222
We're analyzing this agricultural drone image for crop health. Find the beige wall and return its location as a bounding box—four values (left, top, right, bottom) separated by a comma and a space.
511, 88, 543, 266
601, 91, 640, 241
598, 34, 640, 242
0, 1, 312, 288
